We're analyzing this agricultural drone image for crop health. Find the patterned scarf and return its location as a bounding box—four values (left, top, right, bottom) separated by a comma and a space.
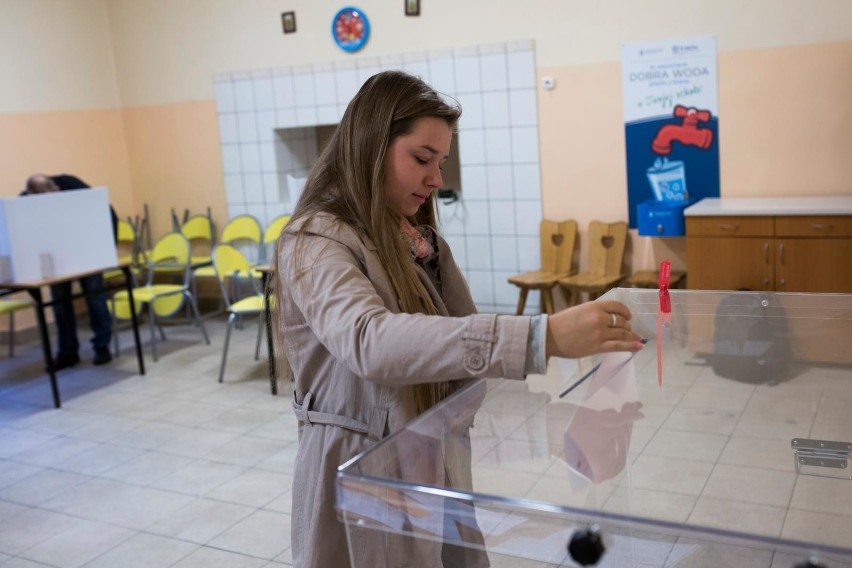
400, 218, 433, 260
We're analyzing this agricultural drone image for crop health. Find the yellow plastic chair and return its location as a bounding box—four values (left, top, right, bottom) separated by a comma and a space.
558, 221, 629, 306
259, 214, 291, 264
507, 219, 577, 314
0, 296, 33, 357
193, 215, 262, 296
110, 232, 210, 361
213, 244, 266, 383
181, 214, 215, 266
104, 219, 144, 283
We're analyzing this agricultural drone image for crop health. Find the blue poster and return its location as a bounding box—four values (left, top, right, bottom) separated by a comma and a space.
622, 37, 719, 235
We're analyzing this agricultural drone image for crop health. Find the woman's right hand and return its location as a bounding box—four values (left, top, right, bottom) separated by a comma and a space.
545, 300, 644, 359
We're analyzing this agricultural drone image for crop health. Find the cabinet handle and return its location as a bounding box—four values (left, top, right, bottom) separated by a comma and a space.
764, 242, 769, 264
810, 223, 833, 232
718, 223, 739, 232
779, 243, 785, 265
779, 278, 786, 286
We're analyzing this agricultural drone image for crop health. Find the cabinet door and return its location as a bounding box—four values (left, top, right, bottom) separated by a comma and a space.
686, 237, 774, 291
775, 238, 852, 292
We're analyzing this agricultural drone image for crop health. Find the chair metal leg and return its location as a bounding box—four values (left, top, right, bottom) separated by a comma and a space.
112, 313, 120, 357
254, 313, 264, 360
185, 292, 210, 345
149, 307, 159, 362
218, 312, 236, 383
8, 311, 14, 357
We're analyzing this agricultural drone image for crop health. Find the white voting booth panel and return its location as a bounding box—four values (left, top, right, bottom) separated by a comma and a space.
0, 187, 117, 282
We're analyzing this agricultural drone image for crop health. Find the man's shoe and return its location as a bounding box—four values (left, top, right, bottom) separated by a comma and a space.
48, 352, 80, 372
93, 347, 113, 366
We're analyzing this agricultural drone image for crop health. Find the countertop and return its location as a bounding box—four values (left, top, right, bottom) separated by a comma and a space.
684, 196, 852, 216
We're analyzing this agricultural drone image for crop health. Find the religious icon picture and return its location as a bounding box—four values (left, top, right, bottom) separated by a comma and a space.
405, 0, 420, 16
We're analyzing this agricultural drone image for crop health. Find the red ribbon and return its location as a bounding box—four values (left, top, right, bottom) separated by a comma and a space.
657, 261, 671, 386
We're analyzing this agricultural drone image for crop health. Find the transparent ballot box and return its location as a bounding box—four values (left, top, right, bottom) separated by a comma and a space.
336, 289, 852, 568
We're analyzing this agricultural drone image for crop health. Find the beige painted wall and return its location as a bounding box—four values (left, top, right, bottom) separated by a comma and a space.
0, 0, 120, 113
103, 0, 852, 105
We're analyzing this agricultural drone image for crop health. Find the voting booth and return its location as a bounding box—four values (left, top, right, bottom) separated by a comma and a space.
0, 188, 117, 283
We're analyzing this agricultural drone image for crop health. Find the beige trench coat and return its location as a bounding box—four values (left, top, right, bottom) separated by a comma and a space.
276, 214, 531, 568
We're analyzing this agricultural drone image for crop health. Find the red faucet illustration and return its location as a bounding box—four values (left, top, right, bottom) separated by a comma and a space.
651, 105, 713, 155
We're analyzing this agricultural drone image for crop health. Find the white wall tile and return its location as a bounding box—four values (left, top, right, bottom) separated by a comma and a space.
463, 201, 490, 236
335, 69, 360, 105
437, 201, 466, 236
240, 144, 262, 173
453, 55, 481, 94
465, 237, 492, 270
466, 270, 494, 304
259, 142, 277, 173
509, 89, 538, 127
493, 272, 521, 307
254, 110, 277, 143
314, 72, 336, 106
217, 114, 238, 144
272, 76, 294, 108
215, 82, 235, 113
485, 128, 512, 164
402, 61, 429, 81
513, 164, 541, 200
223, 174, 244, 203
460, 165, 487, 200
276, 108, 297, 129
514, 201, 543, 236
262, 173, 279, 203
243, 173, 264, 202
457, 129, 485, 165
480, 53, 508, 92
516, 236, 541, 271
428, 57, 455, 94
237, 112, 258, 143
489, 201, 517, 236
486, 164, 513, 200
253, 77, 275, 110
296, 107, 318, 127
221, 146, 242, 175
357, 66, 381, 85
507, 50, 536, 89
292, 74, 316, 107
443, 235, 466, 268
482, 92, 510, 128
317, 105, 338, 126
511, 127, 540, 163
246, 203, 267, 227
227, 202, 248, 218
234, 80, 255, 112
457, 93, 483, 131
490, 237, 518, 271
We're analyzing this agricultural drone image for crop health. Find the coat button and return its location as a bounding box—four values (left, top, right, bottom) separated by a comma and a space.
465, 353, 485, 372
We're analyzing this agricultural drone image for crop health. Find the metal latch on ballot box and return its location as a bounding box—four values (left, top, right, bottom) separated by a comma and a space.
791, 438, 852, 479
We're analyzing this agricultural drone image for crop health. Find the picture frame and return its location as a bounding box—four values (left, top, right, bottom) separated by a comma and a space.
404, 0, 420, 16
282, 11, 296, 34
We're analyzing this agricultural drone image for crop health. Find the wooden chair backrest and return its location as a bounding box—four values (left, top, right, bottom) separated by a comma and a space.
587, 221, 628, 277
540, 219, 577, 275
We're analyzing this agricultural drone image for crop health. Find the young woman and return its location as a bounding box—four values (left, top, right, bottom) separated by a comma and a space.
273, 70, 643, 567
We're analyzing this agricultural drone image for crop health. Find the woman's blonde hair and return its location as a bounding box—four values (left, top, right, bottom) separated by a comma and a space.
275, 70, 461, 414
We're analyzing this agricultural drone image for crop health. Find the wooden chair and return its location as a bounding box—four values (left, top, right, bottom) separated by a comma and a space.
0, 296, 33, 357
507, 219, 577, 315
558, 221, 628, 306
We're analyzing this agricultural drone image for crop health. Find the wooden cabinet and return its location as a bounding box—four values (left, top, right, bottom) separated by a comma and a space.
686, 214, 852, 293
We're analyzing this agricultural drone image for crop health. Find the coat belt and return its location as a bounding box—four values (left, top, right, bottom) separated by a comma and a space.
292, 391, 388, 441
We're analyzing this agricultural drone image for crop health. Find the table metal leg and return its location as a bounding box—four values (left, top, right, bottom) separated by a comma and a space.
28, 288, 61, 408
122, 266, 145, 376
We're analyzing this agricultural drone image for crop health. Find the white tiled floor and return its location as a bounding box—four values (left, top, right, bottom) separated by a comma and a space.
0, 316, 296, 567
